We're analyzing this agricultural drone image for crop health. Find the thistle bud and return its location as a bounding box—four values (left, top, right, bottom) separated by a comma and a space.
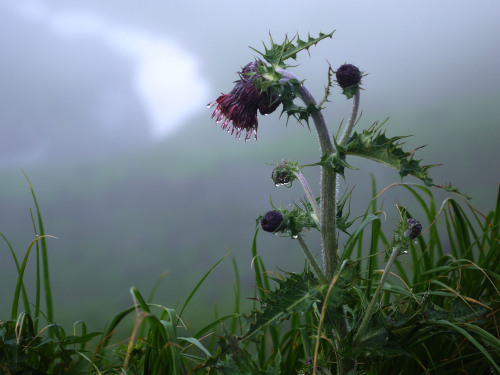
260, 210, 284, 233
272, 163, 291, 186
271, 160, 299, 187
336, 64, 362, 89
405, 218, 422, 240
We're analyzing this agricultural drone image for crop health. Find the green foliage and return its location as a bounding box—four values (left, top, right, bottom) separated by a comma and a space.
243, 272, 320, 341
0, 314, 101, 374
251, 31, 335, 68
251, 33, 334, 127
1, 175, 499, 375
333, 120, 435, 185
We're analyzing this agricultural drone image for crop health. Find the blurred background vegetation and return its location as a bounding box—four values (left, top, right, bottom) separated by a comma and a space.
1, 0, 499, 335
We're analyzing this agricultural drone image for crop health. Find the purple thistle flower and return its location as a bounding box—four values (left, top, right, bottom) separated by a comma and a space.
209, 61, 281, 141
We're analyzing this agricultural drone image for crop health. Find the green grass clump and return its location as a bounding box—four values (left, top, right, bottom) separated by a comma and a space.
1, 176, 498, 374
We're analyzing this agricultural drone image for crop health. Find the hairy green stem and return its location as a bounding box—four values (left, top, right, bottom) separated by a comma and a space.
296, 235, 327, 284
278, 70, 356, 373
294, 171, 321, 227
354, 245, 401, 343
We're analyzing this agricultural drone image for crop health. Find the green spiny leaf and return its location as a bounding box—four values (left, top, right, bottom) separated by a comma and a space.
318, 63, 335, 108
335, 120, 435, 186
251, 31, 335, 68
336, 187, 360, 234
243, 272, 320, 341
318, 151, 357, 179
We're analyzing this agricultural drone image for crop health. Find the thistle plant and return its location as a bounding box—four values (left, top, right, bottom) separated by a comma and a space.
206, 32, 499, 375
209, 31, 446, 283
1, 32, 497, 375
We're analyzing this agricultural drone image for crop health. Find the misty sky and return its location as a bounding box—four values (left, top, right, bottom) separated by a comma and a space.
1, 0, 499, 166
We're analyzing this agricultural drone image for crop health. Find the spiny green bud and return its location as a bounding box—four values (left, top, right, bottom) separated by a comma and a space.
260, 210, 284, 232
271, 160, 299, 187
405, 218, 422, 240
271, 163, 290, 185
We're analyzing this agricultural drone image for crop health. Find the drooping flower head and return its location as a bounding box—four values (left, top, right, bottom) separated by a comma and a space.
209, 61, 281, 141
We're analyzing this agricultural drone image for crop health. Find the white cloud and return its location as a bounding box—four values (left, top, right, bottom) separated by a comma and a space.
6, 0, 210, 139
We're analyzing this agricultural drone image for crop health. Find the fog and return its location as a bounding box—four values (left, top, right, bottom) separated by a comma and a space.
1, 0, 499, 330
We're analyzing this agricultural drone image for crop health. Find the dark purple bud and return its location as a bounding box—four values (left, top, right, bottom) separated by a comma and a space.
336, 64, 362, 89
405, 218, 422, 240
261, 210, 284, 232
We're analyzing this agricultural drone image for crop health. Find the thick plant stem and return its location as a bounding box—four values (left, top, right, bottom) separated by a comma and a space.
296, 235, 327, 284
354, 245, 401, 343
278, 70, 338, 280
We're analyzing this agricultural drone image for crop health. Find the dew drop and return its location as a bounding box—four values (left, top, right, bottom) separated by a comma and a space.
402, 249, 408, 254
292, 234, 298, 239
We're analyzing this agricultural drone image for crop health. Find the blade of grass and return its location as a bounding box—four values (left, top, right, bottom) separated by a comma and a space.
178, 253, 228, 320
29, 209, 41, 332
364, 218, 381, 299
1, 232, 31, 317
11, 235, 56, 320
341, 214, 380, 262
428, 320, 500, 373
229, 251, 242, 334
23, 170, 53, 323
147, 269, 168, 303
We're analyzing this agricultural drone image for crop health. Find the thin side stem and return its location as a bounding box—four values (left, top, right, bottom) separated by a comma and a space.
296, 235, 327, 284
339, 89, 360, 146
295, 171, 321, 227
354, 245, 401, 343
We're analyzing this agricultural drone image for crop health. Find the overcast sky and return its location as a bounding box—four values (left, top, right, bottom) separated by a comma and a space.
1, 0, 499, 164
